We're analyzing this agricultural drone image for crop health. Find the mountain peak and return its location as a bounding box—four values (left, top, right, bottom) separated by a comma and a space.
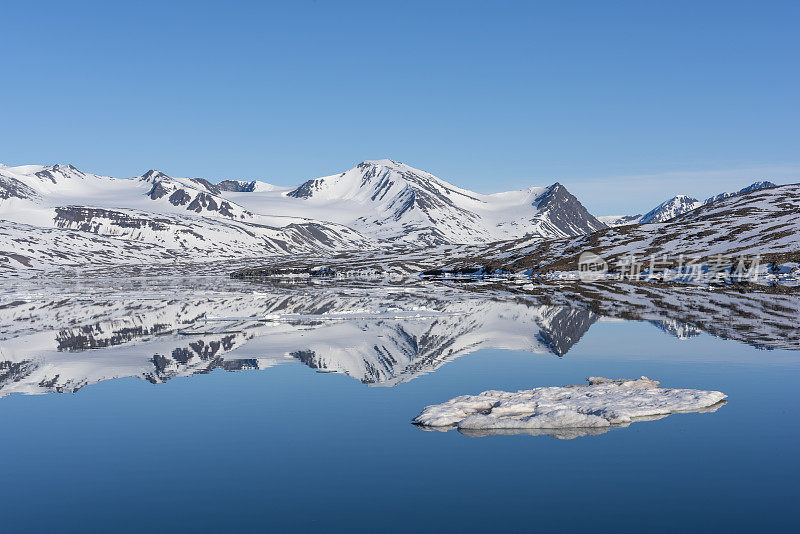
639, 195, 701, 224
139, 169, 170, 182
533, 182, 607, 234
288, 159, 439, 201
359, 158, 403, 167
602, 180, 782, 227
356, 159, 444, 179
704, 180, 778, 204
279, 160, 605, 244
50, 163, 80, 172
31, 163, 88, 184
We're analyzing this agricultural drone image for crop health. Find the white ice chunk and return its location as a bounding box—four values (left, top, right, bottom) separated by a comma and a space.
413, 377, 726, 433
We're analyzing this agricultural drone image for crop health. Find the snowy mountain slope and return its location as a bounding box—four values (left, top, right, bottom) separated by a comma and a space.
596, 214, 641, 227
52, 206, 369, 254
0, 219, 179, 271
638, 194, 703, 224
137, 169, 257, 220
221, 159, 607, 245
250, 182, 800, 278
1, 159, 607, 269
0, 164, 340, 228
0, 164, 371, 268
704, 180, 777, 204
599, 181, 779, 227
3, 158, 785, 274
0, 163, 300, 226
447, 182, 800, 273
0, 211, 371, 273
137, 170, 292, 223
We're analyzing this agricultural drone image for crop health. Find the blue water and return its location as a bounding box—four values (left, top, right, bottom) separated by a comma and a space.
0, 320, 798, 532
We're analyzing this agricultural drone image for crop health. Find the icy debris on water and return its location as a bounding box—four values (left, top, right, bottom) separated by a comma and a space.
413, 377, 726, 439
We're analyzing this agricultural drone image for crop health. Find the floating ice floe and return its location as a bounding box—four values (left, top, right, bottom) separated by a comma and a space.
413, 377, 726, 439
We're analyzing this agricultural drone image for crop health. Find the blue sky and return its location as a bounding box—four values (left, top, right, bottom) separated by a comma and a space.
1, 0, 798, 213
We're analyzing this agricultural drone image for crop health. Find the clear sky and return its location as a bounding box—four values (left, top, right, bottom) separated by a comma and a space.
1, 0, 798, 214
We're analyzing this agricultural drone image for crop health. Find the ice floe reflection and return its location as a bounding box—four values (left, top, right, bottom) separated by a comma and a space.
456, 401, 729, 440
415, 402, 729, 440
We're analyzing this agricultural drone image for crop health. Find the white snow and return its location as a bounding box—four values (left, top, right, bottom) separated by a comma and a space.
220, 159, 567, 244
0, 159, 598, 270
413, 377, 726, 431
639, 195, 703, 224
596, 214, 642, 227
599, 181, 778, 227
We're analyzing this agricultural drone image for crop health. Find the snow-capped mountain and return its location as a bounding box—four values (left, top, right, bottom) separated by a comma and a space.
704, 180, 777, 203
639, 194, 703, 224
221, 159, 606, 245
0, 159, 606, 270
137, 169, 259, 221
598, 195, 701, 227
0, 163, 374, 270
262, 181, 800, 281
595, 214, 641, 227
436, 181, 800, 275
600, 180, 778, 226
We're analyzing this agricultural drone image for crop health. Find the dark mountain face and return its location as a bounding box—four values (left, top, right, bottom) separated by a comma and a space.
217, 180, 257, 192
535, 183, 608, 235
54, 206, 173, 232
142, 172, 250, 219
34, 164, 84, 184
186, 192, 238, 217
140, 169, 169, 182
0, 175, 38, 200
536, 306, 599, 356
189, 177, 220, 195
286, 178, 322, 199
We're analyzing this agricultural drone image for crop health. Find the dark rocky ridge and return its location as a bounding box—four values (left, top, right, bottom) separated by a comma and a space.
534, 183, 607, 236
217, 180, 258, 192
0, 175, 38, 200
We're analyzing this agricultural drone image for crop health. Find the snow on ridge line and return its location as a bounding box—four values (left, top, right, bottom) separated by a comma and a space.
2, 159, 605, 248
600, 180, 780, 227
413, 377, 727, 432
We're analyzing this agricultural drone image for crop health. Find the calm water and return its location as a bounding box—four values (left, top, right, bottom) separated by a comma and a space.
0, 279, 798, 532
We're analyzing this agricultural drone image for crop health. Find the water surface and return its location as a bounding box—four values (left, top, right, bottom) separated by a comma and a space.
0, 277, 797, 532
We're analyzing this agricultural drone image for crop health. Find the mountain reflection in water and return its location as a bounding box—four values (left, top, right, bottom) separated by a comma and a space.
1, 278, 798, 398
